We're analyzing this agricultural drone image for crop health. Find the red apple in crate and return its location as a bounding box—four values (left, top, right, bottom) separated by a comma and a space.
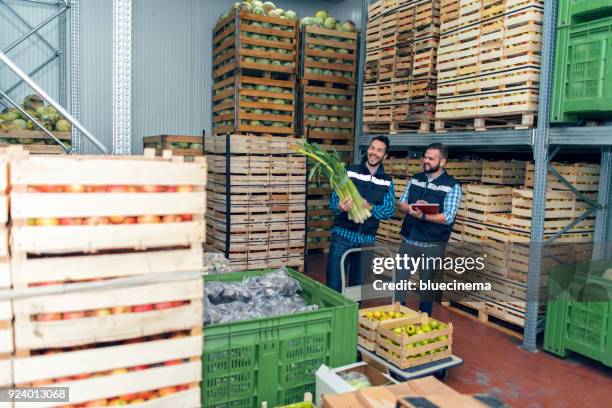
165, 186, 177, 192
158, 387, 177, 397
106, 185, 128, 193
55, 376, 73, 383
137, 215, 160, 224
109, 216, 127, 224
64, 184, 86, 193
123, 217, 137, 224
136, 391, 155, 400
37, 312, 62, 321
161, 215, 179, 223
154, 302, 175, 310
83, 399, 108, 407
177, 185, 193, 193
72, 373, 91, 380
108, 399, 128, 406
146, 392, 159, 400
139, 185, 161, 193
129, 399, 146, 404
63, 311, 86, 320
132, 304, 154, 313
35, 218, 59, 226
60, 218, 82, 226
176, 385, 188, 391
128, 365, 147, 372
36, 185, 61, 193
31, 379, 54, 386
163, 360, 182, 366
86, 186, 107, 193
179, 214, 193, 222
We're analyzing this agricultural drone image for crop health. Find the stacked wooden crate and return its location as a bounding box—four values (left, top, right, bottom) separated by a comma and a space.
212, 9, 298, 137
0, 152, 11, 390
435, 0, 544, 132
8, 148, 205, 406
364, 0, 440, 134
301, 25, 359, 253
205, 134, 306, 270
143, 135, 204, 161
447, 160, 598, 330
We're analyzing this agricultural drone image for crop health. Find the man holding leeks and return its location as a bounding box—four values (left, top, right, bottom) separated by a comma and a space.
326, 136, 396, 293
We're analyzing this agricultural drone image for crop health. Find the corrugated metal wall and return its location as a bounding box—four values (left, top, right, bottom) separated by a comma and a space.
1, 0, 363, 154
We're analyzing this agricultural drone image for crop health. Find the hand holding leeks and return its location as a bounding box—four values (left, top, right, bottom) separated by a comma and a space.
295, 141, 372, 224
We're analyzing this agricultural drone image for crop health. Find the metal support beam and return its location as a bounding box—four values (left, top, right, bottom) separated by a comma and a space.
353, 0, 369, 164
57, 1, 67, 107
523, 0, 558, 352
70, 0, 82, 153
0, 0, 60, 54
112, 0, 133, 155
0, 50, 108, 154
594, 146, 612, 259
2, 5, 68, 54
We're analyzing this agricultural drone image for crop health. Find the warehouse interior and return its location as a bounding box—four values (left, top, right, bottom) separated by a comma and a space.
1, 0, 611, 407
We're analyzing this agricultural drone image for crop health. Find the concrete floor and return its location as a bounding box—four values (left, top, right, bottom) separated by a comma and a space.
305, 253, 612, 408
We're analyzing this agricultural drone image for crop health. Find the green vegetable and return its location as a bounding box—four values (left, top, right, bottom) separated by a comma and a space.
296, 141, 371, 224
284, 10, 297, 20
315, 10, 329, 20
324, 17, 337, 29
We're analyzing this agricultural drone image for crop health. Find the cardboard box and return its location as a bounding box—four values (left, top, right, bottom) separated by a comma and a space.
398, 394, 502, 408
322, 377, 461, 408
316, 362, 397, 405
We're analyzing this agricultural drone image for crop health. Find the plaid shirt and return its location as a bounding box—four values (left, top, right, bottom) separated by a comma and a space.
329, 179, 396, 244
398, 171, 462, 246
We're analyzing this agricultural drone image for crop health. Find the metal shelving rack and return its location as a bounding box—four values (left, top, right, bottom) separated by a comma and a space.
353, 0, 612, 351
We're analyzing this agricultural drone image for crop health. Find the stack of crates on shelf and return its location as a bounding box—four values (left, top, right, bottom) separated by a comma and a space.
205, 134, 306, 270
8, 147, 205, 406
0, 152, 11, 390
551, 1, 612, 123
212, 9, 298, 137
143, 135, 204, 161
445, 159, 483, 182
364, 0, 441, 134
435, 0, 544, 132
300, 24, 359, 253
202, 269, 358, 407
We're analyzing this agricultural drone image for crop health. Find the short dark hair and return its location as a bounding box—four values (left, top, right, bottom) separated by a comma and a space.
424, 143, 448, 159
370, 135, 390, 153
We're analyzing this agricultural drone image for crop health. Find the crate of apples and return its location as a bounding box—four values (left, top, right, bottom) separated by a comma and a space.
376, 315, 453, 369
358, 302, 423, 351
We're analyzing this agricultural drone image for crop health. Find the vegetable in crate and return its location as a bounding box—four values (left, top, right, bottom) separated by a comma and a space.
295, 141, 371, 223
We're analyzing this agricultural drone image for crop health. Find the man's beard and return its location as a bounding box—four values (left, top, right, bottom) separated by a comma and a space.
368, 155, 383, 167
423, 163, 440, 174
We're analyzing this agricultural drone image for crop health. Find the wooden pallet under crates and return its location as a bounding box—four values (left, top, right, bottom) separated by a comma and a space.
524, 162, 600, 192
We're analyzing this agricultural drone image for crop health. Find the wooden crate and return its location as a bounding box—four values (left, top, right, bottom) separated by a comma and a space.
511, 188, 596, 233
205, 134, 299, 155
143, 135, 203, 159
440, 0, 544, 33
302, 25, 359, 86
481, 160, 526, 185
524, 162, 600, 192
212, 71, 297, 137
445, 160, 482, 181
358, 303, 423, 351
207, 154, 306, 185
0, 129, 72, 154
212, 9, 298, 79
376, 316, 453, 369
13, 334, 202, 407
378, 216, 403, 245
459, 184, 513, 223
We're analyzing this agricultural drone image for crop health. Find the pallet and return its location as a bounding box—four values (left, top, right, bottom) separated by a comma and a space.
143, 135, 203, 159
302, 25, 359, 86
524, 162, 600, 192
205, 134, 299, 155
0, 129, 72, 154
13, 332, 202, 406
480, 160, 526, 185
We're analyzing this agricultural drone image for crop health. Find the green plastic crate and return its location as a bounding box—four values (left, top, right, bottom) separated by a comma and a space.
558, 0, 612, 28
551, 15, 612, 123
544, 259, 612, 367
202, 269, 358, 408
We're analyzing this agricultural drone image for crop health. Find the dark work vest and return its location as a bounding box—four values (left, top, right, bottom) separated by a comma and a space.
333, 163, 392, 237
400, 171, 459, 243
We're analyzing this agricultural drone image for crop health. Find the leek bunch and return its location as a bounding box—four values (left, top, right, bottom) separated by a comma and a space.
296, 141, 371, 224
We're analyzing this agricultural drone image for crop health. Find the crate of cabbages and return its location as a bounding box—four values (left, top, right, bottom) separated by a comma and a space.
376, 314, 453, 369
143, 135, 204, 161
203, 267, 357, 408
358, 303, 424, 351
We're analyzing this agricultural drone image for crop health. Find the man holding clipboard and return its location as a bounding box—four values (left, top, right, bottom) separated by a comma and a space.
396, 143, 462, 315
